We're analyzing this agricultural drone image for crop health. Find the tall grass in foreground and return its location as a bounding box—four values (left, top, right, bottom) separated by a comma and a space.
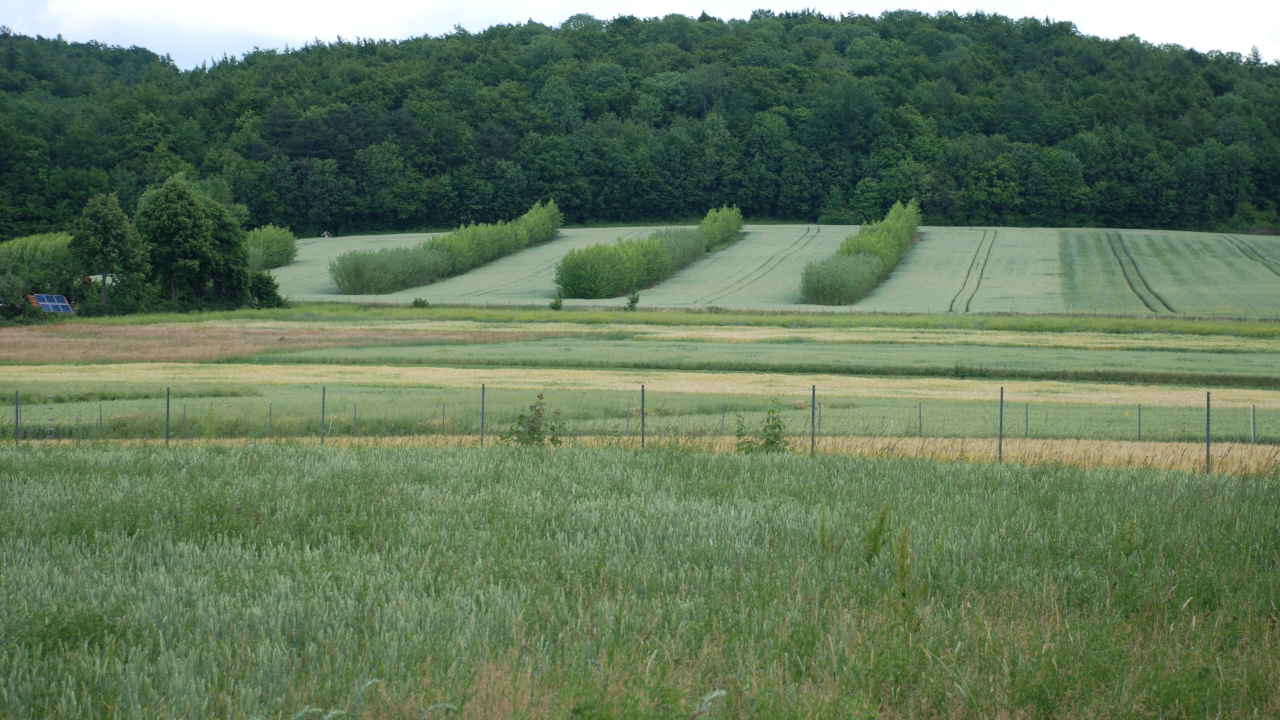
1, 445, 1277, 718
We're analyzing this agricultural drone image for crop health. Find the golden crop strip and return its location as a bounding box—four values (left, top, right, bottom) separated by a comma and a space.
15, 362, 1280, 409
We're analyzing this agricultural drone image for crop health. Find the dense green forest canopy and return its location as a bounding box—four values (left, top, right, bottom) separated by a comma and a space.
1, 10, 1278, 240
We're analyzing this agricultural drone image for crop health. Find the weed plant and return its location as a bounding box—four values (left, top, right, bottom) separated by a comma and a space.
0, 445, 1276, 716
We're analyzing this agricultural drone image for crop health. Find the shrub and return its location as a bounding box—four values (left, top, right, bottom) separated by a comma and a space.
328, 246, 452, 295
800, 254, 884, 305
798, 198, 920, 306
650, 227, 704, 270
838, 199, 921, 267
0, 233, 78, 297
508, 394, 563, 446
245, 224, 298, 269
248, 272, 285, 308
735, 408, 788, 454
0, 272, 27, 319
423, 200, 562, 274
555, 237, 669, 299
699, 206, 744, 249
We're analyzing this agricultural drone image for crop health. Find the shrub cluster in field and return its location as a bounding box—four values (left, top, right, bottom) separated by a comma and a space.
329, 201, 563, 295
801, 200, 921, 305
698, 206, 744, 249
555, 207, 740, 299
244, 224, 297, 272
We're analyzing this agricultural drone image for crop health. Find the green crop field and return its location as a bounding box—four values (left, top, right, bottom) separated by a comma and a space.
2, 445, 1277, 717
5, 298, 1280, 717
274, 225, 1280, 317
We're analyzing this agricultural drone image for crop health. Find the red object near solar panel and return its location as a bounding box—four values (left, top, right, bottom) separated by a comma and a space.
28, 295, 75, 314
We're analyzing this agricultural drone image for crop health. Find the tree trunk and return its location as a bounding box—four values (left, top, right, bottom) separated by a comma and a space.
101, 270, 108, 304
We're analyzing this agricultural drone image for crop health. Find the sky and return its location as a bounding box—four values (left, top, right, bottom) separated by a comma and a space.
2, 0, 1277, 70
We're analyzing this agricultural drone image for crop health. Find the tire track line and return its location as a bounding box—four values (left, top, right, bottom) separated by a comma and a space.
699, 227, 819, 304
948, 229, 993, 313
963, 229, 997, 313
1226, 236, 1280, 277
1116, 233, 1176, 312
1105, 232, 1171, 313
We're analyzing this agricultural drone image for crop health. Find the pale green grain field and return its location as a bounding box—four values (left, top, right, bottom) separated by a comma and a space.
274, 225, 1280, 316
1, 445, 1277, 718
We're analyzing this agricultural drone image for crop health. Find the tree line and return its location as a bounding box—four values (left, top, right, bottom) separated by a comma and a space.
0, 10, 1278, 243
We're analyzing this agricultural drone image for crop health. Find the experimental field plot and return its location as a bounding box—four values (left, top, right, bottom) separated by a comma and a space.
1060, 230, 1280, 317
273, 225, 1280, 317
858, 227, 1064, 314
273, 225, 856, 309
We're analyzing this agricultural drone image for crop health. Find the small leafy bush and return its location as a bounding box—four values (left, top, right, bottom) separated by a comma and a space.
508, 394, 564, 446
245, 224, 298, 269
800, 253, 883, 305
699, 206, 744, 250
328, 246, 452, 295
735, 408, 788, 454
248, 272, 285, 308
411, 297, 430, 309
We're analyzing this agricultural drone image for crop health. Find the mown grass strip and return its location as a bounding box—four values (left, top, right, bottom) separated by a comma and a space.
58, 303, 1280, 337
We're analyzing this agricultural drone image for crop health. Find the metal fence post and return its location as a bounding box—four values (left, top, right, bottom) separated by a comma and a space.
721, 404, 726, 435
641, 385, 645, 449
353, 403, 357, 438
998, 387, 1004, 464
1252, 404, 1256, 445
269, 403, 273, 440
1205, 391, 1211, 474
918, 403, 922, 437
480, 384, 486, 447
14, 391, 18, 445
442, 402, 446, 436
1138, 404, 1142, 441
1024, 402, 1029, 438
165, 388, 170, 447
320, 386, 326, 446
810, 385, 816, 456
98, 402, 103, 440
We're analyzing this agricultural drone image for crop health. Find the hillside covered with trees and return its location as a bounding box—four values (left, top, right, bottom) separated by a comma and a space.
1, 10, 1278, 241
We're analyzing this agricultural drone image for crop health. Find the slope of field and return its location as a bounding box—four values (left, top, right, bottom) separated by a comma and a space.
273, 225, 855, 309
273, 226, 1280, 317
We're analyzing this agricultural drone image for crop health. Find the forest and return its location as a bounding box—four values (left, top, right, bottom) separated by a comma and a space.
1, 9, 1278, 241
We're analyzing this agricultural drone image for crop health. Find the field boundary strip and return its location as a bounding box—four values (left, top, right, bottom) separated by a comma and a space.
1225, 236, 1280, 277
698, 226, 820, 304
949, 229, 994, 313
1106, 232, 1175, 313
25, 435, 1279, 474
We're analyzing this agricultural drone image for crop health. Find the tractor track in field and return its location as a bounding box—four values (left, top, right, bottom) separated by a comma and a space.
1107, 232, 1175, 313
1226, 236, 1280, 277
698, 226, 821, 305
949, 229, 995, 313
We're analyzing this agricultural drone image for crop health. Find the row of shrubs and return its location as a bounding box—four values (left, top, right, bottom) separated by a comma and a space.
554, 207, 742, 299
800, 200, 921, 305
328, 201, 563, 295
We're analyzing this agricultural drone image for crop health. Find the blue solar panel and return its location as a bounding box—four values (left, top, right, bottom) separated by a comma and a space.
32, 294, 73, 313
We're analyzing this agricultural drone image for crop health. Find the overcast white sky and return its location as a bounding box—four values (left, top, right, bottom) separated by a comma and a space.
3, 0, 1277, 70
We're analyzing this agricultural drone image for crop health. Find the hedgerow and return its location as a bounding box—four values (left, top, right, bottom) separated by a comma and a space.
801, 200, 921, 305
698, 206, 744, 250
329, 201, 562, 295
799, 254, 884, 305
